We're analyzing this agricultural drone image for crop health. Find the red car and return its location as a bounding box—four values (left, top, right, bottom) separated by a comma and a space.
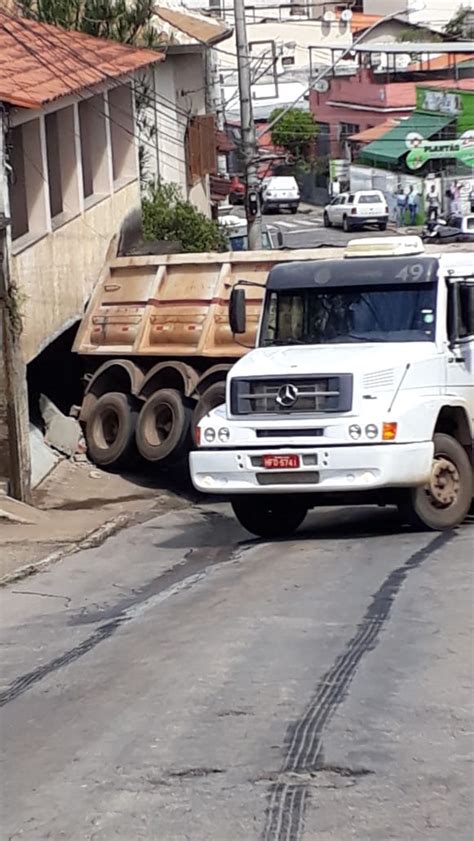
229, 176, 246, 205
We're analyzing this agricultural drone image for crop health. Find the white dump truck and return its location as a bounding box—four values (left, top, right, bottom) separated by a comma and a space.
190, 237, 474, 537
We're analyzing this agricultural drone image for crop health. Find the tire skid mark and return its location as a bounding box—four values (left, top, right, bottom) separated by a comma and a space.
0, 512, 245, 707
261, 530, 453, 841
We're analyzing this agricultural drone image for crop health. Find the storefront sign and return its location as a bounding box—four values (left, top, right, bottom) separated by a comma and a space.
405, 130, 474, 170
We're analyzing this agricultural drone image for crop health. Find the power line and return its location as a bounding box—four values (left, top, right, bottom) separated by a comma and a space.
0, 9, 193, 123
1, 12, 191, 169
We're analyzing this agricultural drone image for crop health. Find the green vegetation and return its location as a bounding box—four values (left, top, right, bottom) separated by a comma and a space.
142, 183, 227, 253
445, 4, 474, 38
397, 27, 441, 42
18, 0, 163, 46
269, 108, 317, 160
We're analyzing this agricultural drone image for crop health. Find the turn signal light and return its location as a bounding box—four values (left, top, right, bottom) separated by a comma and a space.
194, 426, 201, 446
382, 422, 398, 441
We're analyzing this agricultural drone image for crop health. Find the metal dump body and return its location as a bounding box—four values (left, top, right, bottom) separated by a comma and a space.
73, 249, 341, 360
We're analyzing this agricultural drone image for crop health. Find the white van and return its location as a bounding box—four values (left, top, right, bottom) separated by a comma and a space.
261, 176, 300, 214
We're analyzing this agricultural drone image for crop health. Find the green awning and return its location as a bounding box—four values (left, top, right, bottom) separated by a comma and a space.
359, 112, 455, 166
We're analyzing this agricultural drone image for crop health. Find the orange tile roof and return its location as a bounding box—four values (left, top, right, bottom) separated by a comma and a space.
349, 118, 400, 143
408, 52, 473, 71
0, 10, 164, 109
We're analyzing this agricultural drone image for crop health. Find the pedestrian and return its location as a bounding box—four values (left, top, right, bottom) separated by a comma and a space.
451, 181, 461, 215
396, 185, 407, 227
469, 184, 474, 213
407, 186, 418, 225
425, 184, 439, 223
445, 184, 453, 215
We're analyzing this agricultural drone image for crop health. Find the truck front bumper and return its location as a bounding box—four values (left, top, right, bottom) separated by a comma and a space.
190, 442, 433, 494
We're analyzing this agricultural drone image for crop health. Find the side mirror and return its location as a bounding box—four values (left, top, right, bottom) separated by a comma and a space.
229, 287, 246, 334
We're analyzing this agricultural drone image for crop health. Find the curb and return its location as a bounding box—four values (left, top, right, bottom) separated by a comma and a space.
0, 514, 130, 587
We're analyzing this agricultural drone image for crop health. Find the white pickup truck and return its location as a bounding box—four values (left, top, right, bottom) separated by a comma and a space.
190, 237, 474, 537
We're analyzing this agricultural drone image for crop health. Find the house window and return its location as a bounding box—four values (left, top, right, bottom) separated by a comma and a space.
9, 120, 47, 242
78, 94, 110, 202
108, 85, 136, 186
45, 106, 79, 223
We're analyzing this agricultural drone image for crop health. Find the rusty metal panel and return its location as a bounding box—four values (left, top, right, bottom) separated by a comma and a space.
186, 115, 217, 185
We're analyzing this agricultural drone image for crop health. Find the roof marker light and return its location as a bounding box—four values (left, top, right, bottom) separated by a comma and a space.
345, 236, 424, 259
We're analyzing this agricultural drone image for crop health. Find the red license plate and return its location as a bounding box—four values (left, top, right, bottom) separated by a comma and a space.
262, 454, 300, 469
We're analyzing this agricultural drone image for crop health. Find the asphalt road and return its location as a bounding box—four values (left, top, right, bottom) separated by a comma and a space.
260, 208, 400, 250
1, 502, 473, 840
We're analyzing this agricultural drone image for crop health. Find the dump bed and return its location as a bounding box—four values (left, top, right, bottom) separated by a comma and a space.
73, 248, 338, 359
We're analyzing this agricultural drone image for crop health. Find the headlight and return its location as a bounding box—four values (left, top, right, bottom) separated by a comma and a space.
204, 428, 216, 443
218, 427, 230, 442
349, 424, 362, 440
365, 424, 378, 439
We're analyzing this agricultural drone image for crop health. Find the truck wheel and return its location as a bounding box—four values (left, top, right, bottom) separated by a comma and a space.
86, 392, 139, 469
398, 434, 472, 531
136, 388, 191, 465
231, 496, 307, 539
378, 221, 387, 231
192, 382, 226, 435
343, 216, 352, 233
323, 211, 332, 228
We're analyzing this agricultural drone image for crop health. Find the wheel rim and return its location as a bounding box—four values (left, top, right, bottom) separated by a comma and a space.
95, 409, 119, 449
145, 403, 174, 447
425, 456, 460, 509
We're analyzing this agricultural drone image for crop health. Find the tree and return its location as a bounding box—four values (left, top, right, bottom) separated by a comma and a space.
445, 4, 474, 39
397, 27, 441, 42
142, 184, 227, 253
269, 108, 317, 161
18, 0, 164, 46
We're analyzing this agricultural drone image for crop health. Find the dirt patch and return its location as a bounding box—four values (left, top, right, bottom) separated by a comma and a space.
0, 459, 186, 583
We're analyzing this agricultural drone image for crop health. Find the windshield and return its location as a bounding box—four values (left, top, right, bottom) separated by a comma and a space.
260, 282, 437, 345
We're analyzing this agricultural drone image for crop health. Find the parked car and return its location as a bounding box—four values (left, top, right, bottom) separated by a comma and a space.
260, 176, 300, 214
324, 190, 388, 232
229, 176, 246, 205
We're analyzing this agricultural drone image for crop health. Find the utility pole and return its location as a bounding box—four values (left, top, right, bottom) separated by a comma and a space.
0, 105, 31, 502
233, 0, 262, 249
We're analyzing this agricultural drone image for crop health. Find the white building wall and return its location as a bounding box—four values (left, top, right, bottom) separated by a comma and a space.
142, 55, 211, 215
363, 0, 474, 28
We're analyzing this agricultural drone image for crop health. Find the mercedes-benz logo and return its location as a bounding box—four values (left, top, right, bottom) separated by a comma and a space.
275, 384, 298, 407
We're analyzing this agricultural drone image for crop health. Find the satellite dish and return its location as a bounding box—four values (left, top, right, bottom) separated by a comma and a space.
323, 10, 336, 21
340, 9, 353, 22
315, 78, 330, 93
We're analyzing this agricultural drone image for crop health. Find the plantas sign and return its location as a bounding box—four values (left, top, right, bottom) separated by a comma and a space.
405, 130, 474, 170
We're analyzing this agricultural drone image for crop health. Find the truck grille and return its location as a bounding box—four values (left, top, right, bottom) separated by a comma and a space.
231, 375, 352, 416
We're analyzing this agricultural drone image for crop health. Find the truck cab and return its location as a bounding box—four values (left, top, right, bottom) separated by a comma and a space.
190, 237, 474, 537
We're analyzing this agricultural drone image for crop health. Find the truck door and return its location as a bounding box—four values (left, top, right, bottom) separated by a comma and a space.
447, 280, 474, 426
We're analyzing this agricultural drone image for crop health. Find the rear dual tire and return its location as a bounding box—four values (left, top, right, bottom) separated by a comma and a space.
85, 392, 139, 470
136, 388, 192, 465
